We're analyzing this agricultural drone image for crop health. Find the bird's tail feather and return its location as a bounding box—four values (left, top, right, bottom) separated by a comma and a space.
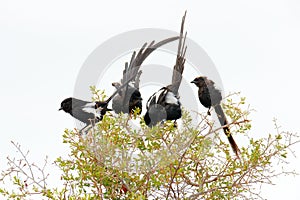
214, 104, 240, 158
121, 36, 180, 86
120, 36, 180, 105
170, 11, 187, 94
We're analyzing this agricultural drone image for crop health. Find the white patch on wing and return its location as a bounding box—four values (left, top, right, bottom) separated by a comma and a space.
84, 102, 95, 108
146, 88, 180, 108
82, 102, 96, 114
165, 92, 179, 105
82, 107, 95, 114
146, 89, 162, 108
82, 104, 102, 120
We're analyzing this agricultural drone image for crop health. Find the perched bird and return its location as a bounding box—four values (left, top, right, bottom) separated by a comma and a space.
112, 36, 180, 115
191, 76, 240, 157
59, 77, 134, 130
144, 12, 187, 126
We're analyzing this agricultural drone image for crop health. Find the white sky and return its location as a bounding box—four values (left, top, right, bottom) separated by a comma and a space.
1, 0, 300, 199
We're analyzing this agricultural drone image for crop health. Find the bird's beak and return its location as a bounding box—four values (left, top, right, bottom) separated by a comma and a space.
58, 107, 63, 111
191, 80, 196, 84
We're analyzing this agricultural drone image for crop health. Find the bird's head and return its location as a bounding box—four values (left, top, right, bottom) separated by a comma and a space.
59, 97, 73, 113
191, 76, 207, 87
112, 82, 121, 89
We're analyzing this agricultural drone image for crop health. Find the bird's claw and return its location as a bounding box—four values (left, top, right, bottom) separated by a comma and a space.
207, 110, 211, 116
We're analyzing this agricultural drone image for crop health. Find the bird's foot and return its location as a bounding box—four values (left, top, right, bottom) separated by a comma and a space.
173, 121, 178, 128
79, 124, 93, 135
207, 110, 211, 116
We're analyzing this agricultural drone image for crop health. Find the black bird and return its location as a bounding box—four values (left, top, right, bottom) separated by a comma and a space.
144, 12, 187, 126
191, 76, 240, 157
59, 77, 134, 129
112, 36, 180, 115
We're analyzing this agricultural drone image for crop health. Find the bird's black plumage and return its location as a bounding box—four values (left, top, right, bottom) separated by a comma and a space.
144, 87, 182, 126
59, 77, 134, 128
144, 12, 187, 126
59, 97, 101, 124
191, 77, 222, 115
112, 36, 180, 115
191, 76, 240, 157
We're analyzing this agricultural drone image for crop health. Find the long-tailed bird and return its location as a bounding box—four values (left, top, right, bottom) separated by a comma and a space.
112, 36, 180, 115
191, 76, 240, 157
144, 12, 187, 126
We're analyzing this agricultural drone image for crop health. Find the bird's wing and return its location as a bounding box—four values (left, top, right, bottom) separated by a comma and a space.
146, 91, 158, 110
206, 79, 223, 106
155, 87, 180, 106
169, 11, 187, 95
156, 87, 169, 106
72, 98, 92, 108
71, 104, 96, 124
119, 36, 180, 88
146, 87, 171, 109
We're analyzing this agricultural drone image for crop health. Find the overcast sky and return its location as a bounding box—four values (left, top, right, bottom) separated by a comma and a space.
1, 0, 300, 199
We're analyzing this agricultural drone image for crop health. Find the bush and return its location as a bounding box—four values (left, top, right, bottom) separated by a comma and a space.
0, 93, 298, 199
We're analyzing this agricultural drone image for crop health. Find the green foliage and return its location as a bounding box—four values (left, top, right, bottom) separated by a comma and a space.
0, 93, 299, 199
